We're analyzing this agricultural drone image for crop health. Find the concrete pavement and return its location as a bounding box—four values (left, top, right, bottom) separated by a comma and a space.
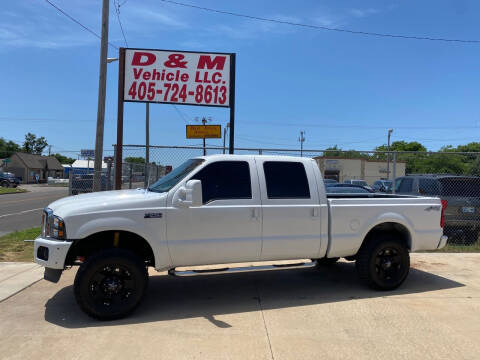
0, 262, 43, 302
0, 253, 479, 359
0, 185, 67, 236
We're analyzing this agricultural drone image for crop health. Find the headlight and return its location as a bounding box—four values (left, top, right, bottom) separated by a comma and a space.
42, 208, 66, 240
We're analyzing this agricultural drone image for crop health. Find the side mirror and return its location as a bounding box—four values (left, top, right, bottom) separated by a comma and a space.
173, 180, 202, 207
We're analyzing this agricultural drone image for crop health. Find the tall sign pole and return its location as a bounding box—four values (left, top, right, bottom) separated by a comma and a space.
229, 54, 236, 154
115, 48, 126, 190
93, 0, 110, 192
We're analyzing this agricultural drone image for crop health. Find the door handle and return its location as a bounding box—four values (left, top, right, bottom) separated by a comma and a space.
251, 208, 260, 221
311, 207, 319, 217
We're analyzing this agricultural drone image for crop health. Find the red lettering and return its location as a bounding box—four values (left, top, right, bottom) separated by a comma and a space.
131, 52, 156, 66
197, 55, 226, 70
181, 73, 189, 82
166, 72, 174, 81
152, 69, 161, 81
164, 54, 187, 68
195, 71, 201, 82
212, 72, 221, 84
143, 71, 151, 80
133, 68, 143, 80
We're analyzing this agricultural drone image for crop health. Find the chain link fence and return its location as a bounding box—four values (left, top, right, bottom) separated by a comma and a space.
68, 144, 480, 248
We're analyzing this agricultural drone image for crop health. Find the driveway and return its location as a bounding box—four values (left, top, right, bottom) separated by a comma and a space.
0, 253, 478, 359
0, 185, 67, 236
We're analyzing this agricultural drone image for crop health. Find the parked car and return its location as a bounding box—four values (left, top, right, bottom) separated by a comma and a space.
343, 179, 373, 190
395, 175, 480, 245
324, 179, 338, 186
372, 180, 393, 193
327, 184, 375, 193
34, 155, 447, 320
0, 172, 20, 188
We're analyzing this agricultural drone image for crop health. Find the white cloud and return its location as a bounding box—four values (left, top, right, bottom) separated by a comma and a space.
349, 8, 380, 18
128, 6, 188, 28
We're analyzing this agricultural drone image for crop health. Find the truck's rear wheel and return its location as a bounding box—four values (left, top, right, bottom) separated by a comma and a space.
74, 249, 148, 320
356, 236, 410, 290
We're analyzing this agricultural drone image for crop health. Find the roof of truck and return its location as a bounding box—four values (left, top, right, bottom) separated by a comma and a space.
197, 154, 312, 161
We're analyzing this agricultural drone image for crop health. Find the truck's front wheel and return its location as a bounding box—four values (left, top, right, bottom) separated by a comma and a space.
74, 249, 148, 320
356, 236, 410, 290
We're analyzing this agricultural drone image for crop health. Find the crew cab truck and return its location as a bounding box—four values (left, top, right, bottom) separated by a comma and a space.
34, 155, 448, 320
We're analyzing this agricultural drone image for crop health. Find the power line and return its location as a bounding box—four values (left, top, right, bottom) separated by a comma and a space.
172, 105, 190, 123
160, 0, 480, 44
44, 0, 119, 50
113, 0, 128, 47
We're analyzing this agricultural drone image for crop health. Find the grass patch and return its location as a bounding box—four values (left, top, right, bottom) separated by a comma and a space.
0, 227, 41, 262
433, 243, 480, 253
0, 187, 27, 195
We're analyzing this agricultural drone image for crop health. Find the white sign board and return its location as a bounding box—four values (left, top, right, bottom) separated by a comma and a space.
124, 49, 232, 107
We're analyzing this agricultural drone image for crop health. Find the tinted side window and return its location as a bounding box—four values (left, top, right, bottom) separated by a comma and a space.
398, 178, 413, 193
263, 162, 310, 199
419, 178, 440, 195
191, 161, 252, 203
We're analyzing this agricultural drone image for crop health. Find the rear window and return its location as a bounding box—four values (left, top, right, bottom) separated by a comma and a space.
263, 161, 310, 199
439, 178, 480, 197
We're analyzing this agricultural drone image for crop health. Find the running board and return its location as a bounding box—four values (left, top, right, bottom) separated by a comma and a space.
168, 261, 317, 277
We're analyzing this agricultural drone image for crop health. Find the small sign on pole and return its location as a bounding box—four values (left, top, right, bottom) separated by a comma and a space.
186, 125, 221, 139
81, 149, 95, 158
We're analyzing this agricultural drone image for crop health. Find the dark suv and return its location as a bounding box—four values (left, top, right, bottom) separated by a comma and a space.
395, 175, 480, 245
0, 172, 20, 188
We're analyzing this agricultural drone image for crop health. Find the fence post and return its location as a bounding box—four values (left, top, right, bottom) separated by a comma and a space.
129, 163, 133, 189
392, 152, 397, 194
68, 170, 72, 196
106, 160, 112, 190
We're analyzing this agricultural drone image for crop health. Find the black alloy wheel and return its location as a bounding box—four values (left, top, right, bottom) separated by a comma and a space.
74, 249, 148, 320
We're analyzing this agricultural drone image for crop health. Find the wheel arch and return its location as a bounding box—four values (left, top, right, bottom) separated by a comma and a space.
66, 230, 156, 267
359, 221, 412, 254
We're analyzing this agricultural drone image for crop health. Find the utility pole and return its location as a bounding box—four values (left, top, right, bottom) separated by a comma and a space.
48, 145, 52, 156
386, 128, 393, 180
144, 103, 150, 188
93, 0, 110, 192
298, 130, 306, 157
201, 117, 208, 156
223, 122, 230, 154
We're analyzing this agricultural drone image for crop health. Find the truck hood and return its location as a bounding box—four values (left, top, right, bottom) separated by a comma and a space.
48, 189, 167, 218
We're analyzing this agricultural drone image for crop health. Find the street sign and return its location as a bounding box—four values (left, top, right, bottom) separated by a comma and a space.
81, 149, 95, 158
186, 125, 221, 139
123, 48, 233, 107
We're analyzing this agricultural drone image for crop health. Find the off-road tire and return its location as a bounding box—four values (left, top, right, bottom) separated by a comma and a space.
74, 248, 148, 320
356, 235, 410, 290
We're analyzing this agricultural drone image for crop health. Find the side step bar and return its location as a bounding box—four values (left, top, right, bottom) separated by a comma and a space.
168, 261, 317, 277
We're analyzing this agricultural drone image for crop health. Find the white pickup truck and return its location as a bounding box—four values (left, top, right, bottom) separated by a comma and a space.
34, 155, 448, 320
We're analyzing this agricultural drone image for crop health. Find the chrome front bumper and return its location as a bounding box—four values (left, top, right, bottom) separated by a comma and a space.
437, 235, 448, 249
34, 237, 72, 270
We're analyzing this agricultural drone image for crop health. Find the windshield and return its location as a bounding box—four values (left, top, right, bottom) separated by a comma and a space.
352, 180, 367, 186
148, 158, 204, 193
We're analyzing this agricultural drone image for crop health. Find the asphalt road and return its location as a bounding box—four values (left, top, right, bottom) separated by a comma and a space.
0, 185, 68, 236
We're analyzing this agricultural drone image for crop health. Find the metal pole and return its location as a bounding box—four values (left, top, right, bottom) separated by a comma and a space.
93, 0, 110, 192
223, 127, 226, 155
202, 117, 207, 156
144, 103, 150, 188
386, 129, 393, 180
115, 48, 126, 190
228, 53, 236, 154
392, 152, 397, 193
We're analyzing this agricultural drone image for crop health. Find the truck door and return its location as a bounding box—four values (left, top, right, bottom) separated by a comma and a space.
257, 159, 322, 260
166, 159, 262, 266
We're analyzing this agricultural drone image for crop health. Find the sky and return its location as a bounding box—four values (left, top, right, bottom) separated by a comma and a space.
1, 0, 480, 158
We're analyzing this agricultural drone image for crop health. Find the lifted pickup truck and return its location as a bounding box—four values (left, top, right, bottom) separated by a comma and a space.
34, 155, 448, 320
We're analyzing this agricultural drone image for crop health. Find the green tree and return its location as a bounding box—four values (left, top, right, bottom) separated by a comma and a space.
52, 153, 75, 165
22, 133, 48, 154
124, 156, 145, 164
0, 138, 20, 158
